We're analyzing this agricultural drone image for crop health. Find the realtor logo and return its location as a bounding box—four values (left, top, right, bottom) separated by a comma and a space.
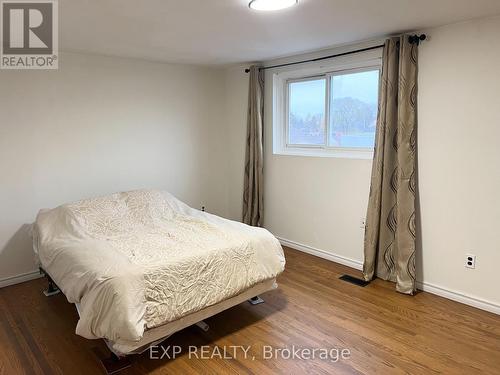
1, 0, 58, 69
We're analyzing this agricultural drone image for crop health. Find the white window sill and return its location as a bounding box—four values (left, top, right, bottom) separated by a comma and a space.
274, 147, 374, 160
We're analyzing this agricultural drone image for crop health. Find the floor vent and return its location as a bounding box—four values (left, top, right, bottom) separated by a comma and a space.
339, 275, 370, 287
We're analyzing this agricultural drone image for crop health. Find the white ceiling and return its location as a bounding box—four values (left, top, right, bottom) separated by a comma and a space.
61, 0, 500, 65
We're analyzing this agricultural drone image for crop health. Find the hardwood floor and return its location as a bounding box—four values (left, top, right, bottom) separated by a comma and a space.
0, 247, 499, 374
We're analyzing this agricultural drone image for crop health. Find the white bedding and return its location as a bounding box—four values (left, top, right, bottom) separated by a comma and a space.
33, 190, 285, 349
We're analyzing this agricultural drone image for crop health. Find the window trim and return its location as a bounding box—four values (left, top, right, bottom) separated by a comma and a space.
272, 50, 382, 159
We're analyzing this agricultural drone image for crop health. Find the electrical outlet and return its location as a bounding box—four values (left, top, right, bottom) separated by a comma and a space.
465, 254, 476, 269
359, 218, 366, 229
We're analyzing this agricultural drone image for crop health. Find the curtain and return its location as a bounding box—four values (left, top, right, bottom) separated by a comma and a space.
242, 65, 265, 227
363, 36, 418, 295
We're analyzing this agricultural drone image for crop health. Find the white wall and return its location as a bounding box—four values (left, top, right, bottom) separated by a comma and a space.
417, 15, 500, 307
0, 52, 229, 284
223, 66, 249, 221
223, 15, 500, 310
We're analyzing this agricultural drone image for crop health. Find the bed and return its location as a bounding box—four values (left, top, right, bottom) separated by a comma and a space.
32, 189, 285, 356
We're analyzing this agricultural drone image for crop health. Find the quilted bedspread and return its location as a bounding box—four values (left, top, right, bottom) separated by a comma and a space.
33, 190, 285, 347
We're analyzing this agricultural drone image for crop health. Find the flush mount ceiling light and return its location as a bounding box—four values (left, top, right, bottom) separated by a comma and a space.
249, 0, 298, 11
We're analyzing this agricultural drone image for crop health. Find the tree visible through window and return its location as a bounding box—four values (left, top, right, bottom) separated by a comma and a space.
286, 69, 379, 149
329, 70, 379, 148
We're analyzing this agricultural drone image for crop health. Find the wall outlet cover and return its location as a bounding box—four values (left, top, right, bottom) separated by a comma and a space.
359, 218, 366, 229
465, 254, 476, 269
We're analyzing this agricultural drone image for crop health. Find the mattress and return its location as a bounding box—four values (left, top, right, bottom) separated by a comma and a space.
104, 279, 277, 354
33, 189, 285, 349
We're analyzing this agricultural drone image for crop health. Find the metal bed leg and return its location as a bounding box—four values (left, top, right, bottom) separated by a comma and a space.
40, 268, 61, 297
248, 296, 264, 305
99, 352, 131, 375
195, 320, 210, 332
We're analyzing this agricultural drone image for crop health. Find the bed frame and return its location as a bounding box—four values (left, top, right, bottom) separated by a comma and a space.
39, 268, 275, 374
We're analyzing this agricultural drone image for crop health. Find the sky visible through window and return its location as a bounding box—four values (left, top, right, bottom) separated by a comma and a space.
288, 70, 379, 148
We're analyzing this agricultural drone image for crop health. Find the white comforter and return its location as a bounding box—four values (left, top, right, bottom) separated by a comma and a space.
33, 190, 285, 348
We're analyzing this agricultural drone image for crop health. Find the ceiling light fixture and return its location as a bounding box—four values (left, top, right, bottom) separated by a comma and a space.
249, 0, 298, 11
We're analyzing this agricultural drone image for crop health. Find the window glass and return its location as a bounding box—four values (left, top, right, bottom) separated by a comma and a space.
328, 70, 379, 148
288, 78, 326, 145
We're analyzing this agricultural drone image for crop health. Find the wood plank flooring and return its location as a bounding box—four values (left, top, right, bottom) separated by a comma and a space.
0, 247, 499, 374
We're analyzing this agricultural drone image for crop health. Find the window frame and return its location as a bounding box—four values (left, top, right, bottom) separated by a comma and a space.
273, 49, 382, 159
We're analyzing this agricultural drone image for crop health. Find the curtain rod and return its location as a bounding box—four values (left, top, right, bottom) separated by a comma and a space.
245, 34, 426, 73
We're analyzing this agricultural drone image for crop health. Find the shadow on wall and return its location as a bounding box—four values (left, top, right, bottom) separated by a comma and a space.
0, 224, 37, 280
415, 128, 424, 285
415, 188, 424, 286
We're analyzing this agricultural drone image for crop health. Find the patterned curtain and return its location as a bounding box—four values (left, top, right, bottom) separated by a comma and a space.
242, 66, 265, 227
363, 36, 418, 294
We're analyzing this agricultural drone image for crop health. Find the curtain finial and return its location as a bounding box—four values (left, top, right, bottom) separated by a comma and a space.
408, 34, 426, 45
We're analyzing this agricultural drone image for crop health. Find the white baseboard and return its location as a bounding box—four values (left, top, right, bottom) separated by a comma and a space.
0, 270, 43, 289
278, 237, 500, 315
277, 237, 363, 271
416, 281, 500, 315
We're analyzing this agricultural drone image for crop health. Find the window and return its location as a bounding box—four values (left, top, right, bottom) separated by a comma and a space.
273, 50, 381, 159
